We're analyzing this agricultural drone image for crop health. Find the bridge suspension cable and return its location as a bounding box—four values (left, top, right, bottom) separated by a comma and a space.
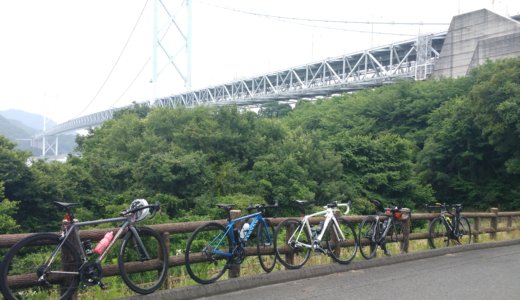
199, 1, 450, 26
76, 0, 150, 118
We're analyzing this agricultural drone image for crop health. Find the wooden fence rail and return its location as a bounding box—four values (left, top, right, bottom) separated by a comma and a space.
1, 208, 519, 292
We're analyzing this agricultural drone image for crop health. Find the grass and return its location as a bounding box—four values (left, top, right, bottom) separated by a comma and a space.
42, 217, 520, 299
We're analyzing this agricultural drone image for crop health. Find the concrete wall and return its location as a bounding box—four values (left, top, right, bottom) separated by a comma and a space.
433, 9, 520, 78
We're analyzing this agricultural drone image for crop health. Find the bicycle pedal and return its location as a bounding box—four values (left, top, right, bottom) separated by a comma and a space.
98, 281, 108, 290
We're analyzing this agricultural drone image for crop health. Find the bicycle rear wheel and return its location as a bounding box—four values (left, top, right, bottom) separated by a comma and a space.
256, 219, 276, 273
428, 217, 449, 249
118, 226, 168, 294
454, 217, 471, 245
185, 222, 232, 284
358, 217, 378, 259
326, 220, 357, 264
0, 233, 81, 300
384, 222, 404, 255
273, 219, 311, 269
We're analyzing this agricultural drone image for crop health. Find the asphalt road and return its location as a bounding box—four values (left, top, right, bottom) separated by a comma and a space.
124, 240, 520, 300
197, 243, 520, 300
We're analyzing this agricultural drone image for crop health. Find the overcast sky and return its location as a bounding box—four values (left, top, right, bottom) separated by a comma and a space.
0, 0, 519, 124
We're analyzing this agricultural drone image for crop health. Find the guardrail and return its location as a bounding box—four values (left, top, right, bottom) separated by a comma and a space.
0, 207, 518, 294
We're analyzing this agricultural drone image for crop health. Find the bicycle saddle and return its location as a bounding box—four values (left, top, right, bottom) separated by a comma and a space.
54, 201, 80, 210
216, 204, 235, 210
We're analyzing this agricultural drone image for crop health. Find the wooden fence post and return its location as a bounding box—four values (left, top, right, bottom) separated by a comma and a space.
473, 217, 481, 243
228, 210, 241, 279
507, 216, 513, 233
490, 208, 499, 240
400, 208, 411, 253
162, 232, 171, 289
284, 220, 295, 268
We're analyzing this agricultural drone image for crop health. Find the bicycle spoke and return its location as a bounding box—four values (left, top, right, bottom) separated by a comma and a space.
326, 220, 357, 264
119, 227, 168, 294
359, 218, 378, 259
185, 222, 232, 284
0, 233, 80, 300
274, 219, 311, 269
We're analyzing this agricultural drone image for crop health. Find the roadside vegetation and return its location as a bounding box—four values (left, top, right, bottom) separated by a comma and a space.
1, 57, 519, 234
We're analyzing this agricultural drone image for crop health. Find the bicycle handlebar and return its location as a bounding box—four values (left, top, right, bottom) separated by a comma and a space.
122, 203, 161, 218
323, 200, 352, 215
425, 203, 462, 212
246, 202, 279, 212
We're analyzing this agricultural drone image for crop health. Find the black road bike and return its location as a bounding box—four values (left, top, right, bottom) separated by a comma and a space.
359, 200, 404, 259
427, 203, 471, 248
0, 200, 168, 300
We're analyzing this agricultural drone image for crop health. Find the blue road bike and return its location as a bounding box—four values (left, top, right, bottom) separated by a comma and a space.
185, 203, 278, 284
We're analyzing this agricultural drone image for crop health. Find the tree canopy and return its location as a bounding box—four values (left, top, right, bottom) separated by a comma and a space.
2, 57, 520, 230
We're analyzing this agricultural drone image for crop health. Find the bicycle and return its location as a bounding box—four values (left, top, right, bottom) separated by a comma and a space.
358, 200, 404, 259
184, 202, 278, 284
0, 199, 168, 300
273, 200, 358, 269
427, 203, 471, 248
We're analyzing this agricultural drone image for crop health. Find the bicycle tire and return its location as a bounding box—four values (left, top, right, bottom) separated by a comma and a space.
428, 217, 449, 249
256, 219, 276, 273
118, 226, 168, 294
455, 217, 472, 245
0, 233, 81, 300
326, 220, 358, 264
358, 217, 378, 259
273, 218, 311, 269
185, 222, 232, 284
384, 221, 404, 256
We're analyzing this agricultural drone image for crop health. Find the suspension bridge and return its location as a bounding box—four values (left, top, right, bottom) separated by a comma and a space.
33, 9, 520, 158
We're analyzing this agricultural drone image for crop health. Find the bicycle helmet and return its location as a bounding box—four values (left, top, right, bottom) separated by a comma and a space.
130, 199, 149, 221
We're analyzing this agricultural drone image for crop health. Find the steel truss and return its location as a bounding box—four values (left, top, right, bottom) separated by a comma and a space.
35, 33, 445, 154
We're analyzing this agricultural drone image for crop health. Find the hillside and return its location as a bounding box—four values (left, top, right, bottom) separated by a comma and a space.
0, 114, 34, 140
0, 109, 56, 131
0, 110, 76, 155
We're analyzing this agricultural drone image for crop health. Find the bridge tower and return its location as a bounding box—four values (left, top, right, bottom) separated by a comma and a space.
152, 0, 192, 94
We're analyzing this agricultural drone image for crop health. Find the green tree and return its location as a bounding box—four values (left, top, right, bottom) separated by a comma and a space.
0, 182, 20, 233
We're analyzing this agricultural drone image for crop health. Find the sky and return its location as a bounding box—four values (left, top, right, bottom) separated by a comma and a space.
0, 0, 519, 125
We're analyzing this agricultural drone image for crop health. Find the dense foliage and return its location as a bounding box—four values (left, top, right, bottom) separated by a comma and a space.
1, 57, 519, 232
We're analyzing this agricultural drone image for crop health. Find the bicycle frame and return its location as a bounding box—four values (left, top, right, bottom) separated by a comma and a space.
371, 215, 396, 244
439, 207, 461, 237
208, 211, 271, 259
40, 215, 148, 280
290, 206, 346, 249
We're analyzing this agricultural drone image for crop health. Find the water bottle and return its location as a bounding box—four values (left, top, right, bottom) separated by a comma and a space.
240, 223, 250, 239
94, 231, 114, 255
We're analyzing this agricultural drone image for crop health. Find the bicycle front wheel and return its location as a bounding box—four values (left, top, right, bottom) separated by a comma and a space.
326, 220, 358, 264
428, 217, 449, 249
358, 217, 378, 259
256, 219, 276, 273
118, 226, 168, 295
0, 233, 81, 300
185, 222, 232, 284
455, 217, 472, 245
274, 219, 311, 269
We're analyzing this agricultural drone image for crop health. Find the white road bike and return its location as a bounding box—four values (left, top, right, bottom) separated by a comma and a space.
274, 201, 358, 269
